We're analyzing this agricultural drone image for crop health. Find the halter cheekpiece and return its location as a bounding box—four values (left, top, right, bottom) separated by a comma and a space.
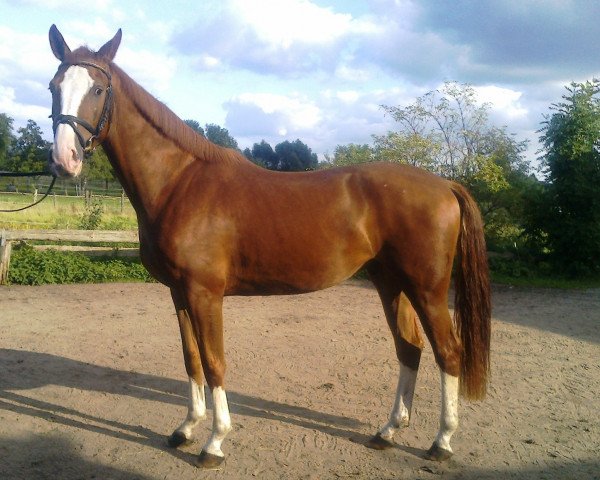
51, 61, 113, 156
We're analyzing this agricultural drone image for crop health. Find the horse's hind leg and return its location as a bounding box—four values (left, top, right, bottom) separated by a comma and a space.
366, 265, 424, 450
168, 288, 207, 448
409, 290, 461, 461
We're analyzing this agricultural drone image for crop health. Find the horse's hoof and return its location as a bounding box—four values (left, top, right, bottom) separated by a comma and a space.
365, 433, 395, 450
424, 443, 453, 462
195, 450, 225, 470
167, 431, 192, 448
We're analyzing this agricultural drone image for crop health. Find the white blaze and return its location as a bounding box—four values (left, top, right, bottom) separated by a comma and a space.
52, 66, 94, 176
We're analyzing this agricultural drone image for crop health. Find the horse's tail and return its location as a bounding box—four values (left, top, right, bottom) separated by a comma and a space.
450, 182, 491, 401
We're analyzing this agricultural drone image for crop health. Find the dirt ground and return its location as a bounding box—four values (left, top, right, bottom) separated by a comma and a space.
0, 281, 598, 479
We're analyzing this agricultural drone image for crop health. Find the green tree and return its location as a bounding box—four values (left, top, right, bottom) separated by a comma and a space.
82, 147, 115, 189
275, 139, 318, 171
0, 113, 15, 170
329, 143, 373, 167
184, 120, 239, 150
184, 119, 205, 136
9, 120, 51, 173
535, 80, 600, 275
249, 140, 278, 169
372, 132, 439, 169
205, 123, 239, 150
380, 82, 493, 180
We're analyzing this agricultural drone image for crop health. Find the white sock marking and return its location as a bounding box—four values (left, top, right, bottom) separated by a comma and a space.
176, 377, 206, 439
202, 386, 231, 457
434, 370, 459, 452
379, 362, 418, 441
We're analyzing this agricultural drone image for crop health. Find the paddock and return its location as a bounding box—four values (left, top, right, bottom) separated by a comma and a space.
0, 281, 598, 479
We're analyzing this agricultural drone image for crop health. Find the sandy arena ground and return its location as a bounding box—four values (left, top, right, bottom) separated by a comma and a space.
1, 281, 598, 479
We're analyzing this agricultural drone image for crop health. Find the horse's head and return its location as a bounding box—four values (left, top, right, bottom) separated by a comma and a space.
48, 25, 121, 177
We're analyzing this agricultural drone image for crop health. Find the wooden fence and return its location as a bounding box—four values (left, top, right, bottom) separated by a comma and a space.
0, 229, 139, 285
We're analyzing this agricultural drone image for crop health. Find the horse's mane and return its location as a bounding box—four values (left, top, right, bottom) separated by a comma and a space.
69, 47, 244, 165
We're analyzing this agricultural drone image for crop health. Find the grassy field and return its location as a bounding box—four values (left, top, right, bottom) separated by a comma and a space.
0, 192, 137, 230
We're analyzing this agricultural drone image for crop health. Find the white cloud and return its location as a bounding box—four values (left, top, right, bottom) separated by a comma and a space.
474, 85, 528, 120
230, 0, 373, 48
226, 92, 322, 135
0, 26, 55, 78
173, 0, 380, 77
0, 85, 50, 128
117, 48, 177, 95
224, 86, 419, 155
336, 90, 360, 104
13, 0, 113, 8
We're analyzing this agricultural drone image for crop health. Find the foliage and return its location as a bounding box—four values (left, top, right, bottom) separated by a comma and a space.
1, 119, 51, 174
372, 132, 440, 170
248, 140, 278, 169
0, 113, 15, 169
489, 254, 600, 288
79, 199, 104, 230
377, 82, 524, 182
533, 80, 600, 276
8, 243, 152, 285
205, 123, 239, 150
245, 139, 318, 171
82, 147, 115, 187
184, 120, 239, 150
328, 144, 373, 167
275, 140, 318, 171
184, 119, 205, 136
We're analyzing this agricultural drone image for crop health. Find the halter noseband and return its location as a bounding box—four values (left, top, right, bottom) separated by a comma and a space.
51, 61, 113, 156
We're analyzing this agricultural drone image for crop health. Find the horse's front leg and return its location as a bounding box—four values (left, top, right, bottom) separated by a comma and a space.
168, 288, 207, 448
184, 283, 232, 469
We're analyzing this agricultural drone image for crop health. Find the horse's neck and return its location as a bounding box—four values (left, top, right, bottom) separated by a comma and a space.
102, 75, 196, 221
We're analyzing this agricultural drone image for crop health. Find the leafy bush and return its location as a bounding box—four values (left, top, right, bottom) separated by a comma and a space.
79, 199, 104, 230
8, 244, 153, 285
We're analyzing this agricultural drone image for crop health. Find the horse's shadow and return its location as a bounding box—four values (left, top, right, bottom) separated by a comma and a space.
1, 348, 419, 464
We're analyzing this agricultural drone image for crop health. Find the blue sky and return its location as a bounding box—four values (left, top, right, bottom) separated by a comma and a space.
1, 0, 599, 161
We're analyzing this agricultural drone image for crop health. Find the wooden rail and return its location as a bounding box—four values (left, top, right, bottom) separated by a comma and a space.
0, 229, 139, 285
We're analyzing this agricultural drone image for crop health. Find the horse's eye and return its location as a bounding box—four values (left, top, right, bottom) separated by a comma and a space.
94, 87, 103, 96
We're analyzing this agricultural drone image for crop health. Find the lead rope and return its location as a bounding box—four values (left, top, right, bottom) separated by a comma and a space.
0, 172, 57, 213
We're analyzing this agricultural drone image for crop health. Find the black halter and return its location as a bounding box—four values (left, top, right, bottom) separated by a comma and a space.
51, 61, 113, 156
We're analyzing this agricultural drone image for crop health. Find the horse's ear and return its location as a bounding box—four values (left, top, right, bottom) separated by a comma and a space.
49, 24, 71, 61
97, 29, 122, 61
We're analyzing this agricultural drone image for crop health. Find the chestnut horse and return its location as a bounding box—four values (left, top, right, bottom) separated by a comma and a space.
47, 25, 491, 469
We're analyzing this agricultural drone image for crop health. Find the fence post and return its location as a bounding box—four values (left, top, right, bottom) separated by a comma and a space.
0, 231, 13, 285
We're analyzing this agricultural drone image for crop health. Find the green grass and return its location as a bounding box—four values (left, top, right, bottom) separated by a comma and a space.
491, 272, 600, 289
0, 192, 137, 230
488, 256, 600, 289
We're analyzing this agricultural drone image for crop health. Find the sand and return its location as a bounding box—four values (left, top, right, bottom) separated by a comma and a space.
1, 281, 598, 479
